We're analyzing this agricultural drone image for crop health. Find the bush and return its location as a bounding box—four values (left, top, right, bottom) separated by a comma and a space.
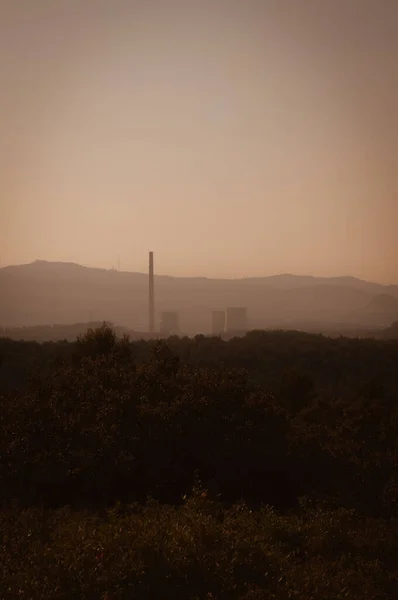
1, 490, 396, 599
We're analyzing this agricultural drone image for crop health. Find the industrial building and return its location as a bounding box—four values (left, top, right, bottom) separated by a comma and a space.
211, 310, 225, 335
160, 311, 180, 336
147, 251, 246, 338
147, 252, 179, 337
224, 306, 248, 334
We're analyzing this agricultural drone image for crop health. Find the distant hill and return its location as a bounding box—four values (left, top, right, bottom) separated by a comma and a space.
1, 260, 397, 335
349, 294, 398, 327
240, 273, 397, 296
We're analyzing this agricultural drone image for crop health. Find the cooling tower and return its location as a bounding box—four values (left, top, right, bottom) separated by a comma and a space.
225, 307, 248, 334
160, 311, 180, 336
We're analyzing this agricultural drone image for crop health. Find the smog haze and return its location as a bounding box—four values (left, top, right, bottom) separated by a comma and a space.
1, 0, 398, 283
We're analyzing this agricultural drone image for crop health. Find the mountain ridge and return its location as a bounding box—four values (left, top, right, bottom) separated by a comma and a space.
2, 260, 396, 290
1, 261, 398, 332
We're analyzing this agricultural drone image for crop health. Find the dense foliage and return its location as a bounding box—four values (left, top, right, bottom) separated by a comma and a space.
1, 325, 397, 598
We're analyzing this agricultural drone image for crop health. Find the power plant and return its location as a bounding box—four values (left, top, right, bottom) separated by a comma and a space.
211, 307, 248, 336
224, 306, 248, 335
147, 251, 180, 337
146, 251, 247, 337
160, 311, 180, 336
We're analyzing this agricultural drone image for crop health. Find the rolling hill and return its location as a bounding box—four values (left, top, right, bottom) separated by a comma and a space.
1, 260, 397, 335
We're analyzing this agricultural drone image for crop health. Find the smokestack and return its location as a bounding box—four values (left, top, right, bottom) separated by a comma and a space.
149, 251, 155, 334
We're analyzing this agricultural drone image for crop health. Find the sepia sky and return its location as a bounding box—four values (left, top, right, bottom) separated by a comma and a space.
1, 0, 397, 283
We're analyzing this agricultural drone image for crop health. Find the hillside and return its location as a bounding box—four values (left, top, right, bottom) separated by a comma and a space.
349, 293, 398, 327
1, 260, 397, 334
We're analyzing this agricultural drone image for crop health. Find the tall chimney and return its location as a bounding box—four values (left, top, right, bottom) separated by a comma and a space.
149, 251, 155, 334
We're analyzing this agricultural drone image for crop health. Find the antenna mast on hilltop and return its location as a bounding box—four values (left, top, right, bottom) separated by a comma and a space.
149, 251, 155, 334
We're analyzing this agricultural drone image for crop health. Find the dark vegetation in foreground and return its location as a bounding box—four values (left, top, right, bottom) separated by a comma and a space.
1, 326, 397, 598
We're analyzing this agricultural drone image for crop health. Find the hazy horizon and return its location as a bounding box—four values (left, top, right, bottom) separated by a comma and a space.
2, 257, 398, 287
2, 0, 398, 284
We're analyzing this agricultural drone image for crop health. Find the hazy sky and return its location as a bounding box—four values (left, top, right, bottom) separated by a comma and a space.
1, 0, 397, 282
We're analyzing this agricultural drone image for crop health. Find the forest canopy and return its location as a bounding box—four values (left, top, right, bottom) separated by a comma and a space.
1, 326, 397, 598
